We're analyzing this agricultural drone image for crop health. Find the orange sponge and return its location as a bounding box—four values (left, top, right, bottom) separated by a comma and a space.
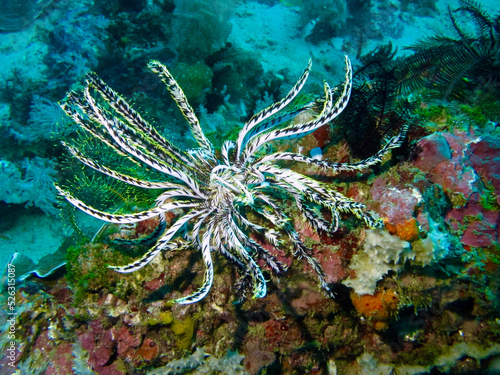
386, 218, 420, 242
351, 289, 399, 330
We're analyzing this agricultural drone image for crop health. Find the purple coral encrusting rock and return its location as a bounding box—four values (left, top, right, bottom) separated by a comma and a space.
411, 131, 500, 249
111, 325, 141, 357
413, 131, 480, 204
446, 198, 500, 247
78, 321, 120, 374
466, 135, 500, 205
370, 179, 421, 227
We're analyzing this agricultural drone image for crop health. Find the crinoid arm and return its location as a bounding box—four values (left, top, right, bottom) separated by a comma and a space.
240, 55, 352, 165
108, 209, 207, 273
173, 226, 214, 304
255, 123, 409, 172
235, 59, 312, 159
148, 60, 213, 152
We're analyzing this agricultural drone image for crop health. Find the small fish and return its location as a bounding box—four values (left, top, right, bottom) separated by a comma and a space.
303, 17, 319, 39
310, 147, 323, 160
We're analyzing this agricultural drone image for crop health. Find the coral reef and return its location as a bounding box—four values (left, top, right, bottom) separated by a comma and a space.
4, 88, 500, 374
1, 0, 500, 374
171, 0, 234, 61
56, 55, 408, 305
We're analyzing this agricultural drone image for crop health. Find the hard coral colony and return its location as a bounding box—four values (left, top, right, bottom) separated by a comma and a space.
56, 56, 408, 304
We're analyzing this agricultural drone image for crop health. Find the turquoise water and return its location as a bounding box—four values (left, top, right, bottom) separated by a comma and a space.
0, 0, 499, 374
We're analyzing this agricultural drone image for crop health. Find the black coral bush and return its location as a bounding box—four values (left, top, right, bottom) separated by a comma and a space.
398, 0, 500, 99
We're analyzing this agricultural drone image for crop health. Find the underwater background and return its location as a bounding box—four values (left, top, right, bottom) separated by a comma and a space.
1, 0, 500, 373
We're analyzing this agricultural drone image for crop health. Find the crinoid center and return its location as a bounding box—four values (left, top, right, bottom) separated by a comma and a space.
208, 164, 261, 208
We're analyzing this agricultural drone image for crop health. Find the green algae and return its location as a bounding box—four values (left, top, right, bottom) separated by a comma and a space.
65, 242, 128, 304
480, 183, 500, 211
146, 311, 174, 326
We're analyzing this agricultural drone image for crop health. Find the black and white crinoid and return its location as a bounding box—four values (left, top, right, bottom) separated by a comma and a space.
56, 56, 408, 304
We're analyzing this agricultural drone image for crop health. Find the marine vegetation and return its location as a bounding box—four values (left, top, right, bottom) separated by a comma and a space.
56, 56, 408, 304
398, 0, 500, 99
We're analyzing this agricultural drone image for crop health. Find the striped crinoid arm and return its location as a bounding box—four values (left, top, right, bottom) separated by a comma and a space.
112, 213, 168, 247
256, 178, 334, 234
148, 60, 213, 152
235, 59, 312, 160
62, 142, 185, 190
231, 206, 283, 248
335, 198, 383, 228
237, 106, 312, 163
260, 165, 382, 229
212, 212, 268, 297
221, 140, 235, 166
302, 201, 339, 234
241, 56, 352, 165
251, 193, 290, 231
254, 178, 337, 297
85, 72, 196, 169
240, 82, 333, 166
81, 89, 193, 176
253, 186, 335, 297
168, 206, 257, 304
284, 222, 336, 298
211, 216, 250, 268
293, 178, 382, 229
63, 84, 207, 197
246, 237, 287, 275
174, 224, 215, 304
64, 82, 197, 176
224, 218, 267, 299
109, 208, 207, 273
74, 85, 206, 197
61, 93, 142, 167
213, 221, 272, 299
56, 184, 198, 224
109, 239, 192, 274
254, 123, 409, 170
212, 228, 246, 270
293, 189, 337, 234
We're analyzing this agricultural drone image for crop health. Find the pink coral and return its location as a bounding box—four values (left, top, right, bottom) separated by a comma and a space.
111, 326, 140, 357
413, 132, 479, 200
413, 132, 452, 172
314, 249, 348, 283
466, 135, 500, 204
446, 197, 500, 247
45, 342, 74, 375
412, 131, 500, 248
371, 182, 420, 225
77, 320, 122, 375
